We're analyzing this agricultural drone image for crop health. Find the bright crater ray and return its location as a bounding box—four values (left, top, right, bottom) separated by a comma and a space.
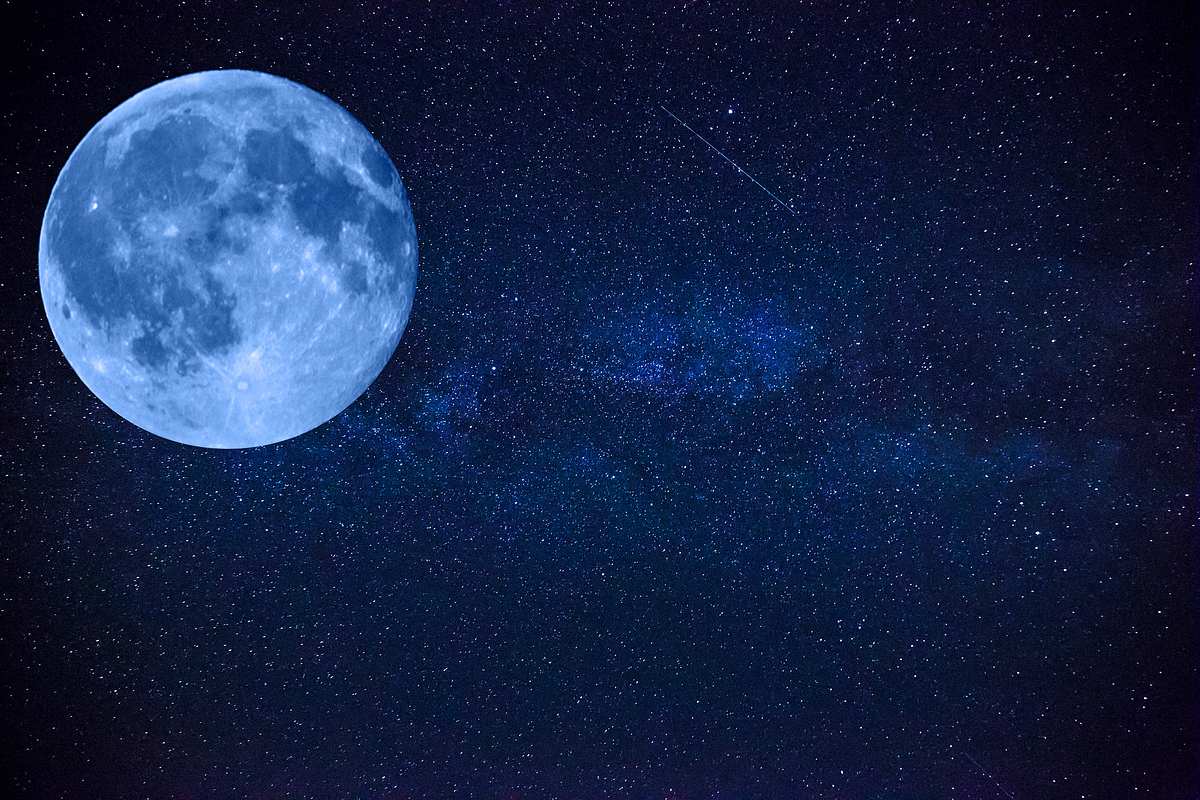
39, 70, 418, 448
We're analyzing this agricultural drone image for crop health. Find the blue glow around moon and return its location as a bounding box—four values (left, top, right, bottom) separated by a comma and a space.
39, 70, 418, 448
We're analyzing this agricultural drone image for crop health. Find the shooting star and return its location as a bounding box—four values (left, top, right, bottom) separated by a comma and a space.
961, 750, 1017, 800
659, 105, 799, 217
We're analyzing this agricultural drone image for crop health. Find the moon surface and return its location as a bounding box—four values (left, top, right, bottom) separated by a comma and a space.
39, 70, 418, 448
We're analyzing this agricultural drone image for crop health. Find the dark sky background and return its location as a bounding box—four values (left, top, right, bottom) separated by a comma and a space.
3, 2, 1197, 798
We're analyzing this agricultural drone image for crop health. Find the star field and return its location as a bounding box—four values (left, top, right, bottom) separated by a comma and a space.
3, 2, 1196, 798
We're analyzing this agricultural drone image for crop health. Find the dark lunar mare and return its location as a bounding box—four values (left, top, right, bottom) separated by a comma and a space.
49, 112, 242, 374
48, 81, 416, 375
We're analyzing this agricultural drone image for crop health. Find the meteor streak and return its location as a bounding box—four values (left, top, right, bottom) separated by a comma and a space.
659, 105, 798, 217
961, 750, 1017, 799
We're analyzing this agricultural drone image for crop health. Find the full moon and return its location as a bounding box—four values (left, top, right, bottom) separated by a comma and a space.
39, 70, 418, 448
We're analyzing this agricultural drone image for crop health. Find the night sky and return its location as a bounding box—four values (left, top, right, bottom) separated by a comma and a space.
4, 2, 1197, 798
